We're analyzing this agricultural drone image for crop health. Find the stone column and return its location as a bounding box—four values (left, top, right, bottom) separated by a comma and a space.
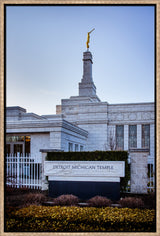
137, 125, 142, 148
40, 151, 48, 191
130, 149, 148, 193
124, 125, 128, 150
40, 149, 63, 191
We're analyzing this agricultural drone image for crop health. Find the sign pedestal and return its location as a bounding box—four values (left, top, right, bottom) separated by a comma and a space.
49, 180, 120, 200
44, 161, 125, 200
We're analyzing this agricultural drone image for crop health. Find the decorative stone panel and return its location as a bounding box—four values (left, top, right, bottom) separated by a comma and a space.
130, 149, 148, 193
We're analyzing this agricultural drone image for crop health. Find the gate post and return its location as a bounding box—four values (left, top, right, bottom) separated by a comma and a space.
40, 150, 48, 191
40, 149, 63, 191
130, 149, 149, 194
17, 152, 20, 188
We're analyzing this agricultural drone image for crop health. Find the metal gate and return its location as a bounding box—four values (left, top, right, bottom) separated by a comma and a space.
6, 153, 42, 189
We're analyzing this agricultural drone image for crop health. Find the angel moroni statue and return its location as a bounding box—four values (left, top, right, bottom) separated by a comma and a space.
86, 28, 95, 49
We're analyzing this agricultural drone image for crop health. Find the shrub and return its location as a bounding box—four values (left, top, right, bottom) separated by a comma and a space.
141, 192, 155, 209
5, 205, 156, 232
5, 206, 17, 217
6, 195, 25, 207
23, 193, 47, 206
87, 195, 112, 207
119, 197, 144, 209
6, 186, 15, 195
54, 194, 79, 206
6, 186, 31, 196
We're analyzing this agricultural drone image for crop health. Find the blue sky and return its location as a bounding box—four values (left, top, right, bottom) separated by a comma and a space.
6, 5, 155, 115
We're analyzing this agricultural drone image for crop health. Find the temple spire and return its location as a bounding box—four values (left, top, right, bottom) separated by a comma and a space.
78, 50, 100, 102
78, 30, 100, 101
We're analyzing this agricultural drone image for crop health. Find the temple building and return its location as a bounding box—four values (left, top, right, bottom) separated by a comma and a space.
6, 50, 155, 173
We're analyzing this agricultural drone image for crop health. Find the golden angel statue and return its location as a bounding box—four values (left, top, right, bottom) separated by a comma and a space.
86, 28, 95, 49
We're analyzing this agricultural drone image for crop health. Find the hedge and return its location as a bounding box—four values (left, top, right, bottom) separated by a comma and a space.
46, 151, 130, 191
6, 205, 156, 232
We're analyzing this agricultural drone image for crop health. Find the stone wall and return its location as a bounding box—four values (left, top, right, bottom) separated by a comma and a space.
61, 127, 87, 152
59, 98, 154, 156
31, 133, 50, 159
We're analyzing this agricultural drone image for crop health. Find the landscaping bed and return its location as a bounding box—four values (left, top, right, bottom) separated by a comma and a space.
5, 190, 156, 232
5, 205, 156, 232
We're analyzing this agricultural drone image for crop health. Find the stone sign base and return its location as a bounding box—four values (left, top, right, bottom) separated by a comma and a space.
44, 161, 125, 201
49, 180, 120, 201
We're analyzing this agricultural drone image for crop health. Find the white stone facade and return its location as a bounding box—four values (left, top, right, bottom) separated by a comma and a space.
6, 50, 155, 172
56, 99, 154, 160
55, 51, 155, 168
6, 107, 88, 159
31, 133, 50, 159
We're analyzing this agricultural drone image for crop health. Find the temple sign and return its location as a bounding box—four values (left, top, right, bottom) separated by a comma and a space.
86, 28, 95, 49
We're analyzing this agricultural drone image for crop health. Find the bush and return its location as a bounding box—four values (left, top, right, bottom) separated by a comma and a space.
54, 194, 79, 206
6, 195, 25, 207
23, 193, 47, 206
141, 192, 155, 209
87, 196, 112, 207
6, 193, 47, 208
5, 206, 18, 217
119, 197, 144, 209
5, 205, 156, 232
5, 186, 29, 196
5, 186, 48, 196
46, 151, 128, 162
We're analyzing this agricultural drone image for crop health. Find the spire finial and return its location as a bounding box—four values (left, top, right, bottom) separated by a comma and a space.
86, 28, 95, 49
